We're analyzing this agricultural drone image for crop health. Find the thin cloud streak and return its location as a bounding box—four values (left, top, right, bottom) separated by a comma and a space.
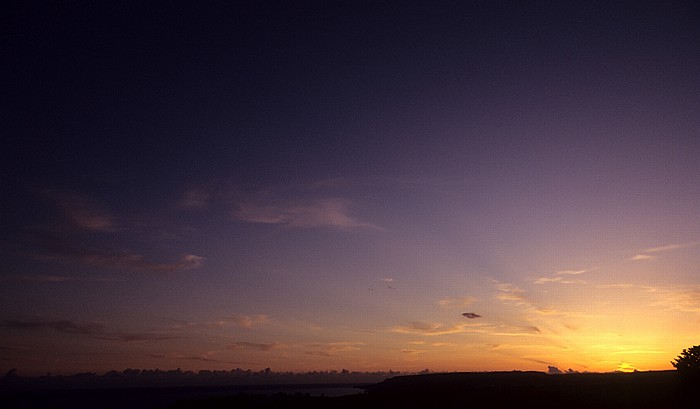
534, 276, 586, 285
611, 350, 665, 355
93, 333, 182, 342
492, 324, 543, 336
491, 280, 579, 340
0, 318, 181, 342
178, 188, 211, 209
391, 321, 473, 336
439, 296, 476, 307
60, 196, 118, 232
391, 320, 543, 337
628, 254, 655, 261
3, 274, 122, 283
596, 283, 636, 289
643, 242, 700, 253
38, 189, 118, 232
304, 341, 364, 356
229, 314, 269, 329
233, 198, 381, 230
0, 319, 104, 335
151, 352, 224, 363
649, 287, 700, 313
18, 274, 72, 283
37, 235, 203, 273
228, 342, 285, 351
556, 270, 586, 275
628, 241, 700, 261
588, 283, 700, 314
495, 282, 527, 305
536, 269, 587, 284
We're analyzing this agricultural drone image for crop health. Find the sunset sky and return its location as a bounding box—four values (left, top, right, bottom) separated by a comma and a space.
3, 1, 700, 376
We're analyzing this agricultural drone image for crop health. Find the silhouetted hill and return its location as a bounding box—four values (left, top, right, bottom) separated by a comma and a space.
2, 370, 690, 408
171, 370, 688, 409
361, 370, 684, 408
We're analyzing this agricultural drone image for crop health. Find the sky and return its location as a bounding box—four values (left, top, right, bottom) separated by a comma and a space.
2, 1, 700, 376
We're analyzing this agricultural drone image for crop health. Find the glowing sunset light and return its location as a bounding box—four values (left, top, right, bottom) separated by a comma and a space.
3, 2, 700, 378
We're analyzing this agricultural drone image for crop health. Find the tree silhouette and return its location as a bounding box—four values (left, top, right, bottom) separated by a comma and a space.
672, 345, 700, 374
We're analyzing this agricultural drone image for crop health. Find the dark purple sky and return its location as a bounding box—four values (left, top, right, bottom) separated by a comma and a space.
2, 1, 700, 375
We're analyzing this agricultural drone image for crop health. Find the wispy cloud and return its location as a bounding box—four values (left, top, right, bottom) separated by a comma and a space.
534, 276, 586, 285
496, 283, 528, 304
0, 319, 104, 335
556, 270, 586, 275
391, 320, 541, 337
0, 318, 180, 342
490, 324, 542, 336
535, 269, 587, 285
590, 283, 700, 315
649, 287, 700, 313
152, 352, 225, 363
178, 188, 211, 209
596, 283, 636, 289
628, 254, 655, 261
37, 235, 203, 273
225, 339, 364, 357
228, 314, 269, 329
304, 341, 364, 356
439, 296, 476, 307
2, 274, 121, 283
400, 348, 429, 355
409, 341, 459, 348
643, 242, 700, 253
611, 349, 665, 355
39, 190, 118, 232
628, 241, 700, 261
391, 321, 476, 336
62, 196, 117, 231
228, 341, 285, 351
489, 343, 566, 352
93, 332, 181, 342
17, 274, 73, 283
233, 198, 381, 230
180, 355, 221, 362
491, 280, 571, 336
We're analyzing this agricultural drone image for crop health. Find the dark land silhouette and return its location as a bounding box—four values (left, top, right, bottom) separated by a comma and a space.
1, 367, 400, 391
2, 369, 695, 408
0, 368, 394, 408
170, 370, 694, 409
